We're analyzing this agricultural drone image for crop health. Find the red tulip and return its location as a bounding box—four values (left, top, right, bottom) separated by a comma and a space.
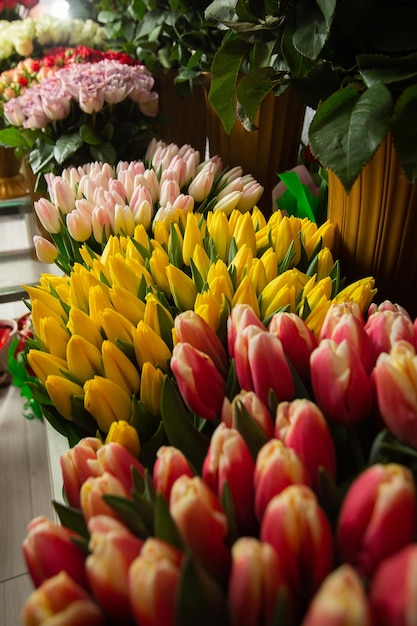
95, 442, 145, 493
153, 445, 194, 500
221, 390, 274, 439
22, 516, 88, 589
227, 303, 265, 359
128, 538, 183, 626
202, 423, 257, 534
301, 564, 372, 626
60, 437, 103, 508
337, 463, 416, 577
275, 399, 337, 490
170, 342, 227, 420
261, 485, 334, 602
21, 571, 105, 626
269, 311, 318, 381
310, 338, 373, 427
370, 544, 417, 626
80, 472, 131, 522
364, 306, 416, 358
254, 439, 310, 521
170, 475, 231, 581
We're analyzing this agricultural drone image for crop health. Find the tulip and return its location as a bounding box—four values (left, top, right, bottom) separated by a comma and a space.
60, 437, 103, 508
140, 361, 165, 416
132, 320, 171, 372
170, 475, 231, 582
109, 285, 146, 326
98, 308, 135, 347
66, 335, 103, 383
254, 439, 310, 521
370, 544, 417, 626
275, 399, 337, 490
149, 246, 171, 295
229, 244, 253, 285
101, 340, 140, 395
37, 315, 69, 360
23, 516, 88, 589
237, 179, 264, 213
194, 290, 223, 332
182, 211, 203, 266
34, 197, 62, 233
191, 244, 211, 283
21, 571, 106, 626
274, 216, 299, 266
364, 307, 416, 358
84, 376, 133, 432
91, 206, 112, 243
86, 516, 144, 624
315, 248, 335, 282
24, 284, 68, 320
45, 375, 85, 422
227, 303, 265, 358
228, 537, 290, 626
128, 538, 183, 626
269, 312, 318, 381
67, 307, 103, 350
170, 342, 227, 421
332, 277, 377, 314
247, 258, 268, 295
88, 284, 114, 328
259, 270, 299, 319
31, 300, 65, 340
337, 463, 416, 577
153, 446, 195, 500
232, 275, 261, 318
261, 485, 334, 601
94, 441, 145, 494
234, 325, 295, 407
206, 209, 231, 261
173, 310, 228, 377
233, 211, 257, 256
372, 340, 417, 448
310, 338, 373, 427
105, 420, 140, 459
213, 189, 243, 215
221, 389, 274, 439
166, 264, 197, 311
66, 209, 93, 242
80, 471, 132, 522
203, 423, 257, 534
33, 235, 59, 264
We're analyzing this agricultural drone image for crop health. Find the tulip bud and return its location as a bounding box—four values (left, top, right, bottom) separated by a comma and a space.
269, 312, 318, 381
132, 320, 171, 372
254, 439, 310, 521
37, 315, 69, 360
105, 420, 140, 459
170, 475, 231, 581
203, 423, 257, 534
80, 471, 131, 522
364, 307, 416, 358
370, 544, 417, 626
372, 340, 417, 448
337, 463, 416, 577
21, 571, 106, 626
34, 197, 62, 233
170, 342, 226, 421
228, 537, 290, 626
33, 235, 59, 264
206, 210, 231, 261
261, 485, 334, 601
302, 564, 372, 626
310, 338, 373, 427
67, 334, 103, 383
45, 375, 84, 422
128, 538, 183, 626
153, 446, 194, 501
221, 390, 274, 439
23, 516, 87, 589
84, 376, 133, 432
60, 437, 103, 508
140, 361, 165, 417
101, 340, 141, 395
67, 307, 103, 350
67, 209, 93, 242
275, 399, 337, 490
227, 304, 265, 359
166, 264, 197, 312
93, 441, 145, 494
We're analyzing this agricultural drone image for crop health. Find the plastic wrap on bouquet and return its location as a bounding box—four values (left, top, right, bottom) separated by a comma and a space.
328, 135, 417, 318
205, 86, 306, 217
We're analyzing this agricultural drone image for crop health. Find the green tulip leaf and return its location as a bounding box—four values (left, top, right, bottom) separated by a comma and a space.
53, 501, 89, 539
309, 83, 393, 191
221, 481, 238, 545
234, 400, 269, 461
392, 84, 417, 183
102, 494, 151, 539
154, 493, 184, 549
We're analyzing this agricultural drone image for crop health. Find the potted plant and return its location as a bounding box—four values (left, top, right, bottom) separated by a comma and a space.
206, 0, 417, 314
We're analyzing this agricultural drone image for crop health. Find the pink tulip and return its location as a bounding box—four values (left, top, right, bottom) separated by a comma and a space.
22, 516, 87, 589
370, 544, 417, 626
269, 312, 318, 381
128, 538, 183, 626
66, 209, 93, 242
310, 338, 373, 427
202, 423, 257, 534
227, 304, 265, 359
174, 310, 229, 377
336, 463, 416, 577
80, 472, 131, 522
364, 306, 416, 358
49, 177, 76, 214
254, 439, 310, 521
60, 437, 103, 508
261, 485, 334, 602
21, 571, 105, 626
86, 516, 144, 624
33, 235, 58, 264
275, 399, 337, 490
372, 340, 417, 448
228, 537, 291, 626
170, 475, 231, 582
221, 390, 274, 439
153, 445, 194, 501
170, 342, 227, 420
187, 163, 215, 202
301, 565, 372, 626
91, 206, 112, 243
34, 197, 62, 233
159, 178, 181, 206
234, 325, 295, 407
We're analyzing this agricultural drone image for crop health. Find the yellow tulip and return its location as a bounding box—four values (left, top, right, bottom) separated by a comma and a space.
149, 247, 171, 295
191, 244, 211, 283
140, 362, 165, 417
206, 210, 231, 261
79, 245, 100, 268
194, 292, 222, 331
316, 248, 335, 282
38, 317, 70, 360
113, 204, 135, 237
67, 307, 103, 350
101, 234, 124, 266
99, 309, 135, 345
84, 376, 133, 433
109, 285, 146, 326
125, 238, 147, 265
91, 259, 112, 286
260, 269, 301, 318
105, 420, 140, 458
31, 300, 66, 338
24, 284, 67, 321
302, 220, 336, 258
303, 295, 332, 337
69, 267, 101, 313
208, 275, 234, 308
247, 258, 268, 295
89, 284, 114, 327
132, 321, 171, 372
27, 350, 69, 385
101, 340, 140, 395
133, 223, 152, 251
229, 244, 253, 285
45, 375, 84, 422
333, 277, 377, 313
125, 257, 155, 290
232, 211, 257, 256
232, 275, 261, 317
144, 293, 174, 339
182, 212, 203, 266
153, 220, 170, 248
260, 248, 278, 284
251, 206, 267, 231
166, 265, 197, 311
107, 255, 144, 295
66, 335, 103, 383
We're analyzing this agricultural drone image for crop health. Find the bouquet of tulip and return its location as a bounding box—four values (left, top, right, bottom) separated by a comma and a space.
0, 47, 158, 187
19, 294, 417, 626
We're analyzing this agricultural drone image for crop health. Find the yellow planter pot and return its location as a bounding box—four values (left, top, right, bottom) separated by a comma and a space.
328, 135, 417, 317
0, 147, 30, 201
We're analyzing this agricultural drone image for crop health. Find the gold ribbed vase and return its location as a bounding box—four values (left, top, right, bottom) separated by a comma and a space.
328, 135, 417, 317
0, 147, 30, 200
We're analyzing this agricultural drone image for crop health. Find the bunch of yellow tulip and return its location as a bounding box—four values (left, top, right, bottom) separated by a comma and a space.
24, 204, 376, 450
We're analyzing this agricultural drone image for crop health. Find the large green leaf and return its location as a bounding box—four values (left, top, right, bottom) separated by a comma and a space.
358, 52, 417, 87
309, 83, 393, 191
293, 0, 331, 60
0, 127, 28, 148
54, 134, 83, 164
235, 67, 278, 125
392, 84, 417, 183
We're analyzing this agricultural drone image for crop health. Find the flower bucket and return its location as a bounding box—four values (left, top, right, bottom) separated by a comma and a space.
327, 134, 417, 317
0, 147, 30, 201
204, 86, 306, 217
